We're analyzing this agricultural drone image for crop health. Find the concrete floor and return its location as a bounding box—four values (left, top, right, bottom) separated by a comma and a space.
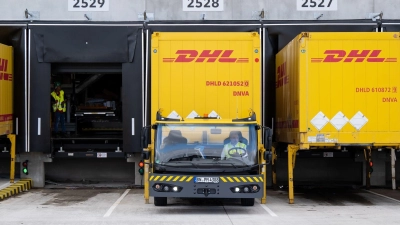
1, 178, 400, 225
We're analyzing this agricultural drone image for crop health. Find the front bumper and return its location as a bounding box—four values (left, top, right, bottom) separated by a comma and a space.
149, 174, 264, 198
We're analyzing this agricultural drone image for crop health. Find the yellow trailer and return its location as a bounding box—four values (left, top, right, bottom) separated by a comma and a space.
276, 32, 400, 203
276, 32, 400, 149
0, 43, 13, 136
142, 32, 270, 206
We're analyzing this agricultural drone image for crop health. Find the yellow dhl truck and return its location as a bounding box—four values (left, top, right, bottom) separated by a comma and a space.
142, 32, 271, 206
0, 43, 13, 136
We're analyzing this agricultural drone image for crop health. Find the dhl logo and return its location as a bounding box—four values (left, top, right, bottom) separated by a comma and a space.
0, 58, 12, 81
311, 50, 397, 63
149, 175, 263, 183
162, 50, 250, 63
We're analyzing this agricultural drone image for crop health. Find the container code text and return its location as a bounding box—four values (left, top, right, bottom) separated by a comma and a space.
356, 87, 398, 102
206, 80, 249, 87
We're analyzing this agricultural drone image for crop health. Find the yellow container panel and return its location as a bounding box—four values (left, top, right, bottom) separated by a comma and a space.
0, 43, 13, 136
276, 32, 400, 148
151, 32, 261, 122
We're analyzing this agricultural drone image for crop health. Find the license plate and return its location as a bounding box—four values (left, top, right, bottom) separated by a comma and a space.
194, 177, 219, 183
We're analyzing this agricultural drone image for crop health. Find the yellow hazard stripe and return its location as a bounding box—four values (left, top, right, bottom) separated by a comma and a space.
219, 176, 263, 183
150, 175, 264, 183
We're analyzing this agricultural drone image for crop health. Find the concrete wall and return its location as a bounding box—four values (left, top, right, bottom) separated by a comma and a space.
0, 0, 398, 21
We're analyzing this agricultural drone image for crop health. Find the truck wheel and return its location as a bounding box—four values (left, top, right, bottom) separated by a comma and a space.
154, 197, 167, 206
241, 198, 254, 206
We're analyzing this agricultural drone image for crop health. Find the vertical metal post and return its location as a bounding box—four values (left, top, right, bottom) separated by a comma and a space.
391, 148, 396, 190
7, 134, 16, 183
261, 148, 267, 204
288, 144, 298, 204
364, 148, 372, 189
144, 156, 150, 204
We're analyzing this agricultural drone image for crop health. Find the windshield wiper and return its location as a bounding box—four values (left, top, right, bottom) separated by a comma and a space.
212, 162, 238, 168
160, 161, 198, 168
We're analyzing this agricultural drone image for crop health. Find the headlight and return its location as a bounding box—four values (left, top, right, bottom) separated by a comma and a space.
152, 183, 183, 192
230, 185, 260, 193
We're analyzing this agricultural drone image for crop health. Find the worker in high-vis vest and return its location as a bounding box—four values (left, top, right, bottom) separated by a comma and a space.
51, 81, 67, 137
221, 131, 247, 159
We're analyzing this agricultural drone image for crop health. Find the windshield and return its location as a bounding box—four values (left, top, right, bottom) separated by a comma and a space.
154, 123, 258, 170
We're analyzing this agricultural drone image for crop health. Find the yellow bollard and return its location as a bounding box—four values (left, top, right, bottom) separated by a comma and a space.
7, 134, 16, 184
288, 144, 299, 204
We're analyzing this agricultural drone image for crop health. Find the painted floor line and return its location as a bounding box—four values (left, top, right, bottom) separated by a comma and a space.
103, 189, 131, 217
256, 199, 278, 217
365, 190, 400, 204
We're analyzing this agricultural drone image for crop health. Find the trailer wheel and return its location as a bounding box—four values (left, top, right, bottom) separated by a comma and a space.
241, 198, 254, 206
154, 197, 167, 206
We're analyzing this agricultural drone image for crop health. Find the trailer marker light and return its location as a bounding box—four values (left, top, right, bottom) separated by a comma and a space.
234, 187, 240, 193
173, 186, 178, 192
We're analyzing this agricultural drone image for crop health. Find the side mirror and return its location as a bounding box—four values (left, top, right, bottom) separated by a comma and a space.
142, 151, 150, 160
264, 127, 273, 150
141, 125, 151, 148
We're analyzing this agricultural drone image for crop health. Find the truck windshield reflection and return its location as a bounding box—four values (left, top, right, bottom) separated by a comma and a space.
154, 124, 258, 170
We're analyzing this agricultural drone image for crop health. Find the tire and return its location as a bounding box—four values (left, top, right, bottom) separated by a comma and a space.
241, 198, 255, 206
154, 197, 167, 206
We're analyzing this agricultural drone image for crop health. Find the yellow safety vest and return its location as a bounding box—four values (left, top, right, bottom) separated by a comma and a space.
51, 90, 66, 112
222, 142, 247, 159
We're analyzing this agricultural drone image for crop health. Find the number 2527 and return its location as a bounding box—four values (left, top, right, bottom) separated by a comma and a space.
301, 0, 333, 8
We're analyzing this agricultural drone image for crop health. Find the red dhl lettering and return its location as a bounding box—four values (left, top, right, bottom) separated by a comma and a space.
311, 50, 397, 63
0, 58, 8, 72
0, 114, 13, 122
0, 58, 12, 81
163, 50, 249, 63
276, 62, 289, 88
0, 72, 13, 81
